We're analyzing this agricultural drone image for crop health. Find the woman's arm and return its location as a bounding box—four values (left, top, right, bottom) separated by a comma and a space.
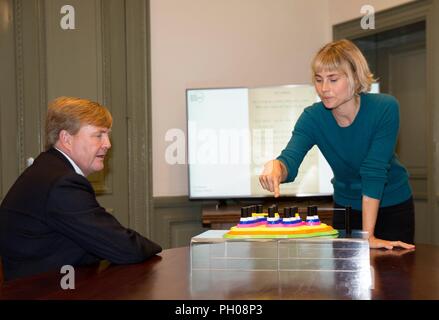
362, 195, 415, 250
260, 109, 315, 197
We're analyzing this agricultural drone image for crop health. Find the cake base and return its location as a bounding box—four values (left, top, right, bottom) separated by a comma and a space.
224, 223, 338, 239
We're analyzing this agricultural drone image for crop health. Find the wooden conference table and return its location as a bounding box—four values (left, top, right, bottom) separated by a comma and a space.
1, 244, 438, 300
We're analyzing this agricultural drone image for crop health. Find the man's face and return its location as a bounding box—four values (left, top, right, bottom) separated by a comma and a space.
69, 124, 111, 176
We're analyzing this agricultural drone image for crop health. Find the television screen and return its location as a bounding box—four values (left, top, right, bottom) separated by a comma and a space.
186, 84, 379, 199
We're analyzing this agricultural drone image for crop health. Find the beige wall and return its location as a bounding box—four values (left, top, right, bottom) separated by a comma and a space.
329, 0, 414, 26
150, 0, 413, 197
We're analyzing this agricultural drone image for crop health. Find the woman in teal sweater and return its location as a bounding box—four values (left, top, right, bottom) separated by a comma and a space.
259, 39, 415, 250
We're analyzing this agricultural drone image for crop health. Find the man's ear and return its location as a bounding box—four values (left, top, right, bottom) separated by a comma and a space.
58, 130, 72, 149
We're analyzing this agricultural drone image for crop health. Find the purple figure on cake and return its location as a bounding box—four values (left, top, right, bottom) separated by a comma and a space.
281, 206, 304, 227
237, 205, 265, 228
305, 205, 321, 226
266, 204, 281, 226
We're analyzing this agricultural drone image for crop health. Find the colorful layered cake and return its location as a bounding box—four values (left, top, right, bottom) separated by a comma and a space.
224, 205, 338, 239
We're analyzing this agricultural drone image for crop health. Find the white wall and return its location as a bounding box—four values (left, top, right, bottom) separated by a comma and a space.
150, 0, 412, 197
150, 0, 331, 196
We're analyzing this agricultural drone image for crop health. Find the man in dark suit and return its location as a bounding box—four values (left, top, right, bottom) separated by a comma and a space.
0, 97, 162, 281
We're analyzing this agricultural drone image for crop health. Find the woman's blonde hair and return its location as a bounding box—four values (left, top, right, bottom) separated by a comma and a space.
311, 39, 375, 94
45, 96, 113, 150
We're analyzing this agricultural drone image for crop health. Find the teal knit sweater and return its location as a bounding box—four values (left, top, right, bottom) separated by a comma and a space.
277, 93, 412, 210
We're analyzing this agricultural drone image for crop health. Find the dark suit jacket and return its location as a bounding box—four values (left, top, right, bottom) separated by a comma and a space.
0, 148, 162, 280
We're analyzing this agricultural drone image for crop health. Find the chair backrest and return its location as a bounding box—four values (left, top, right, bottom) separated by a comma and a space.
0, 256, 3, 284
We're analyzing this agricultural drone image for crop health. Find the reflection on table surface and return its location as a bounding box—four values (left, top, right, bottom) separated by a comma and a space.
0, 243, 438, 300
191, 235, 372, 299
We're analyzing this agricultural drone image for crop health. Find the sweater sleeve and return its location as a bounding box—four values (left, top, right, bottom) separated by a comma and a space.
360, 96, 399, 200
46, 173, 162, 264
277, 109, 315, 183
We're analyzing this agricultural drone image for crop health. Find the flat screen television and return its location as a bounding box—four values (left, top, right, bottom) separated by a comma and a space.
186, 83, 379, 199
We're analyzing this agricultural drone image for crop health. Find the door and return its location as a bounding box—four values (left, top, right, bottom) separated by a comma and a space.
353, 21, 429, 244
388, 44, 428, 243
44, 0, 130, 225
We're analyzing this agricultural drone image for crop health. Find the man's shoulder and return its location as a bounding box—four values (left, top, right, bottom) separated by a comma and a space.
23, 149, 81, 188
0, 150, 81, 212
52, 171, 92, 190
44, 165, 95, 211
34, 149, 74, 173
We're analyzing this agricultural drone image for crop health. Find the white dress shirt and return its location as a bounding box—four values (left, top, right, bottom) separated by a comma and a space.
55, 147, 85, 176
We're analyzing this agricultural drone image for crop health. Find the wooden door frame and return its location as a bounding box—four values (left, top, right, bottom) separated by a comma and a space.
0, 0, 47, 200
124, 0, 154, 237
102, 0, 153, 237
333, 0, 439, 245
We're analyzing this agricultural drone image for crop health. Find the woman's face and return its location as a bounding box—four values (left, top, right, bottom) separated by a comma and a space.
314, 70, 354, 110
